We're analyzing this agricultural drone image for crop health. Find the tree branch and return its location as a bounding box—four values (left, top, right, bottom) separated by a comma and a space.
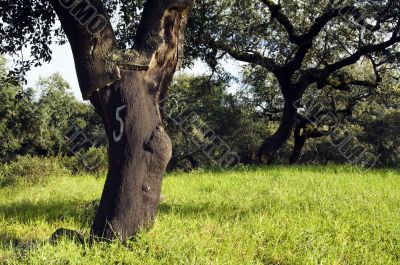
203, 35, 279, 73
134, 0, 194, 56
48, 0, 120, 99
260, 0, 301, 45
295, 31, 400, 92
48, 0, 195, 100
286, 5, 385, 74
324, 35, 400, 77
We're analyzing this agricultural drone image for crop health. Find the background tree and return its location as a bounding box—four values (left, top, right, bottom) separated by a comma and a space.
35, 73, 105, 157
186, 0, 400, 162
165, 74, 265, 170
166, 74, 238, 170
289, 59, 382, 163
356, 70, 400, 167
0, 57, 103, 162
0, 63, 40, 161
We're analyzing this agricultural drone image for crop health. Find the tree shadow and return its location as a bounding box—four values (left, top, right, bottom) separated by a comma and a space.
0, 199, 97, 224
0, 231, 43, 248
0, 199, 98, 251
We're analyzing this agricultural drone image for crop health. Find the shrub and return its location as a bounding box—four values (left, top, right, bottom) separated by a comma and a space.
60, 147, 108, 176
0, 155, 70, 187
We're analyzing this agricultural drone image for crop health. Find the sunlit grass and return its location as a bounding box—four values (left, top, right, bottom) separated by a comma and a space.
1, 165, 400, 264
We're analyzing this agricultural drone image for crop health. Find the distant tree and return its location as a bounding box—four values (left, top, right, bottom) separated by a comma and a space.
165, 73, 279, 169
289, 59, 382, 163
186, 0, 400, 162
166, 74, 252, 170
356, 70, 400, 167
0, 58, 103, 161
35, 73, 104, 156
285, 66, 400, 166
360, 112, 400, 167
0, 57, 41, 161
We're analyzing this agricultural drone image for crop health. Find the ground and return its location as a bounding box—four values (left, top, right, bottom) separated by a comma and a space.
1, 165, 400, 264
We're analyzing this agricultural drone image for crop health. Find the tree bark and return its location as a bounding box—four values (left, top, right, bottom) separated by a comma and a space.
89, 72, 173, 240
289, 124, 306, 164
257, 97, 298, 163
49, 0, 195, 241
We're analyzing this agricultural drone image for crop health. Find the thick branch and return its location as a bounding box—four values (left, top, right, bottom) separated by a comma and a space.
260, 0, 301, 45
48, 0, 194, 100
295, 33, 400, 91
48, 0, 120, 100
204, 36, 279, 73
324, 36, 400, 77
286, 5, 384, 74
261, 0, 382, 47
134, 0, 194, 55
140, 0, 195, 101
326, 77, 378, 92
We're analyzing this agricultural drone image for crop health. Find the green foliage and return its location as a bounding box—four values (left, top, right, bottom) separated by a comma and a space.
166, 74, 269, 169
0, 58, 105, 162
184, 0, 400, 165
186, 0, 400, 69
0, 147, 107, 187
61, 147, 108, 175
34, 73, 105, 157
359, 111, 400, 167
294, 69, 400, 167
0, 63, 42, 161
0, 156, 69, 187
166, 72, 400, 168
0, 0, 146, 74
1, 166, 400, 264
0, 58, 108, 180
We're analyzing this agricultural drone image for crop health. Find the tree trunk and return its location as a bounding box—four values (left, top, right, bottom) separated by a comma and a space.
89, 71, 173, 240
49, 0, 195, 241
257, 99, 298, 163
187, 154, 199, 169
289, 124, 306, 164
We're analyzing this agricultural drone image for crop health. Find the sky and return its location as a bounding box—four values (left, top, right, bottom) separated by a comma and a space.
20, 43, 243, 101
24, 44, 81, 99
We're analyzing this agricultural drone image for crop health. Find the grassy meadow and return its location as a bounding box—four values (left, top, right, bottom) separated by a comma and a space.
0, 165, 400, 264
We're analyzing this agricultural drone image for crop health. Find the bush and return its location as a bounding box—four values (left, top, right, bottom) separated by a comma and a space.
60, 147, 108, 176
0, 156, 70, 187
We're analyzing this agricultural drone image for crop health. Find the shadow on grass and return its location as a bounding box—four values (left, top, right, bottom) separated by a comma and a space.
0, 231, 43, 252
0, 199, 97, 224
0, 200, 98, 251
2, 198, 271, 227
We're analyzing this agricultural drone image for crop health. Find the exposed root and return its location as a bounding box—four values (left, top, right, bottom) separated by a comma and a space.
50, 228, 85, 245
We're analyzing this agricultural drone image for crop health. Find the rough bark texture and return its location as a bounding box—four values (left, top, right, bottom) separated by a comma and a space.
49, 0, 195, 241
89, 75, 173, 240
48, 0, 121, 99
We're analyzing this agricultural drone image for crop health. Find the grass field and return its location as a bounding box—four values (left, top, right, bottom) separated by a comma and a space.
0, 165, 400, 264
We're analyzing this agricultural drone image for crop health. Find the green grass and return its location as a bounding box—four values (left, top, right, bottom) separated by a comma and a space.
1, 165, 400, 264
